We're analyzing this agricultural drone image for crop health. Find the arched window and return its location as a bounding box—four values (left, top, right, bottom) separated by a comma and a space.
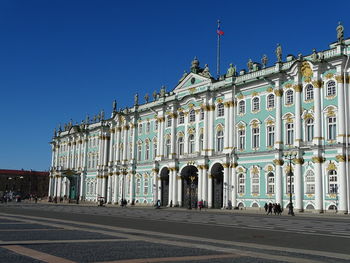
199, 133, 204, 151
145, 141, 150, 160
217, 103, 224, 117
305, 170, 315, 194
119, 143, 123, 160
200, 108, 205, 120
154, 120, 158, 131
327, 117, 336, 140
178, 137, 184, 155
146, 122, 150, 133
238, 129, 245, 150
238, 173, 245, 193
252, 127, 260, 148
178, 112, 184, 124
216, 130, 224, 152
267, 172, 275, 194
90, 182, 94, 195
327, 81, 336, 97
189, 109, 196, 122
166, 117, 172, 128
286, 122, 294, 145
305, 84, 314, 101
329, 170, 338, 193
138, 124, 143, 135
238, 101, 245, 114
137, 144, 142, 161
252, 97, 260, 111
251, 173, 260, 194
188, 134, 195, 153
267, 125, 275, 147
87, 182, 90, 195
136, 178, 141, 195
144, 178, 149, 195
153, 140, 157, 158
285, 90, 294, 105
305, 118, 314, 142
286, 173, 294, 194
165, 138, 171, 157
267, 94, 275, 109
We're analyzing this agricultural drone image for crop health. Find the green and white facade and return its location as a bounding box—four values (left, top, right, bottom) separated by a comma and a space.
49, 36, 350, 213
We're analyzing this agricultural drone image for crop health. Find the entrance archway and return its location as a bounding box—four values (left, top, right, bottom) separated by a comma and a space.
181, 165, 198, 209
160, 167, 169, 206
211, 163, 223, 209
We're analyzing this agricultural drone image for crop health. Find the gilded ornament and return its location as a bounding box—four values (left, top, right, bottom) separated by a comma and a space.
274, 89, 283, 97
237, 167, 244, 173
336, 155, 346, 162
293, 84, 302, 92
301, 61, 313, 82
266, 87, 273, 93
223, 163, 230, 168
189, 87, 196, 94
273, 159, 284, 165
311, 156, 325, 163
325, 73, 334, 79
251, 166, 259, 175
326, 162, 337, 171
335, 75, 343, 83
266, 165, 274, 172
237, 93, 244, 99
284, 83, 292, 89
217, 98, 223, 103
252, 91, 259, 97
188, 103, 194, 109
294, 158, 304, 164
312, 80, 323, 88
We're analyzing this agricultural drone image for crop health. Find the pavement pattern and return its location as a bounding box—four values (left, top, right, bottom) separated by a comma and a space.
0, 202, 349, 263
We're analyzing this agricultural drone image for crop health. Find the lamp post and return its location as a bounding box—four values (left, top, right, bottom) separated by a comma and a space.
332, 185, 338, 213
283, 151, 297, 216
153, 183, 156, 205
223, 182, 234, 209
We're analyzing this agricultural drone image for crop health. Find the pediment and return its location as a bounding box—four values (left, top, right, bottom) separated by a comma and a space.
173, 73, 212, 94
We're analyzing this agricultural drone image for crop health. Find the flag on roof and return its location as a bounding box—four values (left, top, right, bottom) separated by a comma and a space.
217, 24, 224, 36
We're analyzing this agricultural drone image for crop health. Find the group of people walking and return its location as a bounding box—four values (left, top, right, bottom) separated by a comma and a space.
264, 202, 283, 215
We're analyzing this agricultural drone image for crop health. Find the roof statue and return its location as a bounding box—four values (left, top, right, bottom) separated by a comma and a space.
311, 48, 318, 61
112, 100, 117, 112
191, 56, 200, 74
201, 64, 212, 78
100, 110, 105, 120
134, 93, 139, 106
276, 43, 282, 63
298, 53, 303, 61
152, 90, 157, 101
178, 70, 188, 83
337, 22, 344, 43
247, 59, 253, 72
93, 115, 97, 123
160, 86, 166, 97
53, 128, 56, 137
261, 54, 268, 68
123, 107, 128, 114
85, 114, 90, 124
226, 63, 236, 77
144, 93, 149, 103
58, 124, 62, 132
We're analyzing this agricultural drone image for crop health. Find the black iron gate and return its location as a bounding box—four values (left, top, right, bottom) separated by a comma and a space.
212, 175, 223, 209
161, 178, 169, 206
182, 177, 198, 209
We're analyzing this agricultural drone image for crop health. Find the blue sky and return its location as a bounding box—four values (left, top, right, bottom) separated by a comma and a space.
0, 0, 349, 171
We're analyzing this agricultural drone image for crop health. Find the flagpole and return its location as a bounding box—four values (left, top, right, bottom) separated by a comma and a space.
217, 20, 221, 79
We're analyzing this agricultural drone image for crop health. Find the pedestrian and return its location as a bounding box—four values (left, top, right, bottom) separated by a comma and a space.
277, 203, 282, 215
267, 203, 273, 215
198, 200, 203, 211
273, 203, 277, 215
264, 203, 268, 213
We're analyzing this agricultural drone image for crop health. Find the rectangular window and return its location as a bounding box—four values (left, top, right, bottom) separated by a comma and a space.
252, 128, 259, 148
267, 126, 275, 147
238, 130, 245, 150
328, 117, 336, 140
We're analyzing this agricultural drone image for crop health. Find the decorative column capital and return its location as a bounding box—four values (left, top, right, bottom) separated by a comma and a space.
312, 80, 323, 88
273, 159, 284, 165
292, 84, 303, 92
336, 155, 346, 162
294, 158, 304, 164
223, 163, 230, 168
312, 156, 325, 163
273, 89, 283, 97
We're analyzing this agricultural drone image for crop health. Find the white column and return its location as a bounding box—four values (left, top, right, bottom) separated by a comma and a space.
223, 164, 229, 208
208, 174, 213, 207
294, 84, 302, 147
77, 140, 82, 169
294, 158, 303, 211
67, 141, 72, 169
115, 128, 121, 162
202, 166, 208, 206
313, 157, 324, 212
168, 169, 173, 206
159, 117, 165, 158
122, 126, 129, 161
129, 173, 134, 203
203, 102, 209, 155
224, 103, 230, 150
231, 165, 237, 207
338, 157, 347, 212
80, 173, 85, 200
177, 176, 182, 206
208, 103, 215, 155
109, 129, 115, 164
107, 174, 112, 203
195, 117, 200, 154
274, 160, 283, 205
57, 176, 62, 198
198, 167, 203, 201
170, 114, 177, 158
313, 80, 322, 145
274, 88, 283, 149
337, 80, 346, 143
172, 170, 177, 206
229, 101, 234, 148
48, 175, 53, 197
130, 123, 136, 161
101, 175, 107, 198
113, 174, 118, 203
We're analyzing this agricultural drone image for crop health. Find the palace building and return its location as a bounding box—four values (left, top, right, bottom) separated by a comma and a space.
49, 26, 350, 213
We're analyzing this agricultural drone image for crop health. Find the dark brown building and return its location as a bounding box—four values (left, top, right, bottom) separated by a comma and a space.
0, 169, 49, 198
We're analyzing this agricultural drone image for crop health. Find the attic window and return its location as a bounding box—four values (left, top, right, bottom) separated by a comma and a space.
191, 77, 195, 84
